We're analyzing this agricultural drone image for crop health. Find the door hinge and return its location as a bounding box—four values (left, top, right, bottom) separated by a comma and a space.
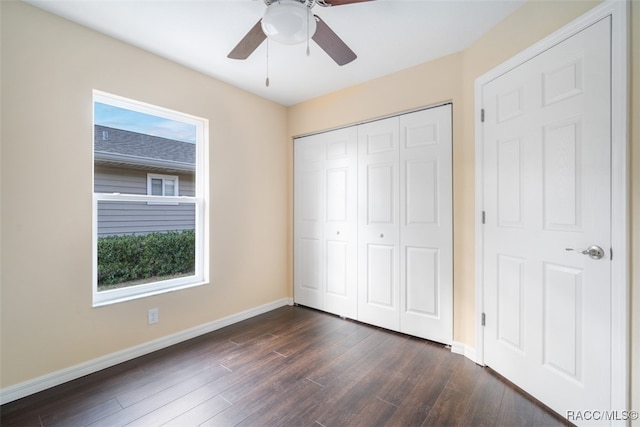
610, 247, 613, 260
481, 312, 486, 326
482, 211, 486, 224
480, 109, 485, 123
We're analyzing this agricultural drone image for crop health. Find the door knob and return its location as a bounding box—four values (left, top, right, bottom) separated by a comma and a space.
380, 233, 384, 238
565, 245, 605, 260
336, 231, 340, 235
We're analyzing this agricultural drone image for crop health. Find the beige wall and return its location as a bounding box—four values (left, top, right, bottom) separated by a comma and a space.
288, 0, 639, 413
0, 1, 290, 388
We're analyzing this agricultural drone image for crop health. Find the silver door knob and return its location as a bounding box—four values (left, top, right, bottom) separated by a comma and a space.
565, 245, 605, 260
336, 231, 340, 235
380, 233, 384, 238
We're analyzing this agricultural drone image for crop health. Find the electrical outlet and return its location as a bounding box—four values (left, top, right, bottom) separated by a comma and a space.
148, 308, 159, 325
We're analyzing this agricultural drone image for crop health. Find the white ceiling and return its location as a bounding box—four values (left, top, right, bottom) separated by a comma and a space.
24, 0, 525, 106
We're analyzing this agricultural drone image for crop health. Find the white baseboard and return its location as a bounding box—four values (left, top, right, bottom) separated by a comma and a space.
450, 341, 478, 364
0, 297, 293, 405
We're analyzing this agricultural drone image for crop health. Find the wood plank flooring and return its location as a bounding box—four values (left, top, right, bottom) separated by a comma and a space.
1, 306, 570, 426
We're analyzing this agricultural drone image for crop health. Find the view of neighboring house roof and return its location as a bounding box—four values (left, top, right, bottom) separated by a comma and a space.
94, 125, 195, 172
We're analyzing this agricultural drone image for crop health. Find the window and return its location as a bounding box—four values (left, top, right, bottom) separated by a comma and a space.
147, 173, 179, 200
93, 90, 209, 306
149, 176, 176, 196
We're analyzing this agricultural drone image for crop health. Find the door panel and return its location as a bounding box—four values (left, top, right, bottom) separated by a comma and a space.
400, 106, 453, 343
366, 244, 396, 306
496, 254, 525, 351
543, 263, 583, 380
294, 127, 358, 318
358, 117, 400, 331
542, 119, 582, 230
482, 17, 611, 417
366, 164, 395, 224
323, 127, 358, 318
326, 168, 348, 222
294, 138, 324, 309
299, 238, 321, 291
405, 246, 438, 316
497, 138, 524, 228
325, 240, 348, 296
406, 159, 438, 224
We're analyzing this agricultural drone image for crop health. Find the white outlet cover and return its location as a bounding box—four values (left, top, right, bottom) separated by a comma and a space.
148, 308, 158, 324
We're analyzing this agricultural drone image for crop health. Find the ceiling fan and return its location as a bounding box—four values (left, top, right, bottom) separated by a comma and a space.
228, 0, 373, 66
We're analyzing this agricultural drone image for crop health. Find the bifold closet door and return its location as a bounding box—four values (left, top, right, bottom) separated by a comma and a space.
357, 117, 401, 331
356, 105, 453, 342
293, 128, 358, 318
399, 105, 453, 344
295, 104, 452, 344
294, 134, 324, 310
323, 127, 358, 318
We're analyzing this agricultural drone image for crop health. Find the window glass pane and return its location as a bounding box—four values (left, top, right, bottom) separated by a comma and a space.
151, 178, 163, 196
94, 102, 196, 195
164, 179, 176, 196
96, 200, 196, 292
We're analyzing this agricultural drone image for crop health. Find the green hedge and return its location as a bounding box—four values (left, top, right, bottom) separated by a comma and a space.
98, 230, 195, 287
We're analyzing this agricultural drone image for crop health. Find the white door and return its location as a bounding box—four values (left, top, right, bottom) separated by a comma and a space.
294, 128, 358, 317
400, 105, 453, 344
296, 105, 453, 343
357, 116, 401, 331
322, 127, 358, 318
482, 17, 611, 418
294, 134, 325, 310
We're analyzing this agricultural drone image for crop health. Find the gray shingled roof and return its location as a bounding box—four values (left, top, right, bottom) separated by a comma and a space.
94, 125, 195, 172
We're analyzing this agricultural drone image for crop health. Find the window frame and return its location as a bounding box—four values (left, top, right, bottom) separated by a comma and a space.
147, 173, 180, 205
92, 90, 209, 307
147, 173, 180, 197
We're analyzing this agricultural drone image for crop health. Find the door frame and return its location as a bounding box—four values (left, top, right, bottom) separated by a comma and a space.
474, 0, 629, 416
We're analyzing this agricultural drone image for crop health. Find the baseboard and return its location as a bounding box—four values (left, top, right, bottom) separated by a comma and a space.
0, 297, 293, 405
450, 341, 478, 364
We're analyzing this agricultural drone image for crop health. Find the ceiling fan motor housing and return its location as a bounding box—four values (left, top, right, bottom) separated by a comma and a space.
261, 0, 317, 44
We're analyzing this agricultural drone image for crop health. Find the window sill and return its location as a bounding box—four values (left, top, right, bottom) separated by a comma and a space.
93, 279, 209, 307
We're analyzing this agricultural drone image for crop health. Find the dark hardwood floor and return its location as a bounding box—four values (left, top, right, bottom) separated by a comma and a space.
1, 306, 570, 426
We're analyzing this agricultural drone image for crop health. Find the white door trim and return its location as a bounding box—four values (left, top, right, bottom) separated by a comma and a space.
474, 0, 629, 416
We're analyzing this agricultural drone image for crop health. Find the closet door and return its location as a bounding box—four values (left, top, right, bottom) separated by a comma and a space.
294, 134, 325, 310
357, 117, 401, 330
295, 105, 453, 343
323, 127, 358, 318
399, 105, 453, 344
294, 128, 358, 317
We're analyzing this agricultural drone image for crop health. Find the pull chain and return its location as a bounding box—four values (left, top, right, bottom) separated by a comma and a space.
265, 38, 270, 87
306, 8, 311, 56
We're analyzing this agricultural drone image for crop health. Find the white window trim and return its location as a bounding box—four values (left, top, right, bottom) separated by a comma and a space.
147, 173, 180, 205
92, 90, 209, 307
147, 173, 180, 196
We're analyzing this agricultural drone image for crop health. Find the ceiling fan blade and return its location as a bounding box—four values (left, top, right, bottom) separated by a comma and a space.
312, 15, 357, 66
227, 20, 266, 60
322, 0, 374, 5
